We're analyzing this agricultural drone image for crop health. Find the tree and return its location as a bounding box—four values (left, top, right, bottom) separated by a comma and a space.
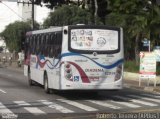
34, 0, 76, 9
35, 0, 108, 25
0, 21, 32, 52
106, 0, 160, 64
43, 5, 93, 27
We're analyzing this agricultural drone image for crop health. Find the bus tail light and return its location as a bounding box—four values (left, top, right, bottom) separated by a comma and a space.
65, 68, 71, 73
66, 74, 73, 80
65, 63, 73, 81
65, 64, 71, 68
114, 65, 123, 81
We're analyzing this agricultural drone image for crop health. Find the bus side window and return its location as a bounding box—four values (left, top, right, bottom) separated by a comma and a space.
32, 35, 36, 55
49, 45, 54, 58
28, 36, 32, 55
55, 45, 61, 58
49, 33, 55, 58
31, 36, 34, 54
55, 32, 62, 58
36, 34, 41, 55
40, 34, 45, 55
24, 36, 29, 59
57, 31, 62, 44
34, 35, 37, 54
46, 34, 51, 57
30, 36, 34, 55
44, 34, 49, 57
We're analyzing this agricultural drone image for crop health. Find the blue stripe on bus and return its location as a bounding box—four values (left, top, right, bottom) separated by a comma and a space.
60, 52, 124, 69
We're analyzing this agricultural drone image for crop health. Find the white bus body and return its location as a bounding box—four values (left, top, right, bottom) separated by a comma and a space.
24, 25, 124, 92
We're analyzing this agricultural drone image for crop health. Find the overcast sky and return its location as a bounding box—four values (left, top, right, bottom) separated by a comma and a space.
0, 1, 50, 32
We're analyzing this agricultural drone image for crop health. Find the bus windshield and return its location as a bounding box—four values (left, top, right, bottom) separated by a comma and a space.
70, 29, 119, 51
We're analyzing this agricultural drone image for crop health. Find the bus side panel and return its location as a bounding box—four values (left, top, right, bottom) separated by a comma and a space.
48, 69, 60, 90
30, 67, 37, 83
45, 58, 61, 90
30, 67, 43, 85
37, 69, 45, 85
24, 65, 28, 76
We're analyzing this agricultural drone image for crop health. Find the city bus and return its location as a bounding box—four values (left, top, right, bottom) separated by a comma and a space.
24, 25, 124, 93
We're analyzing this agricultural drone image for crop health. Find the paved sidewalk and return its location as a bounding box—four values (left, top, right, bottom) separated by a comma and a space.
1, 61, 160, 93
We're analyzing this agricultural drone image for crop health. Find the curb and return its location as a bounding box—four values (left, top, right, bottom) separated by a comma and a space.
124, 80, 160, 93
124, 71, 160, 93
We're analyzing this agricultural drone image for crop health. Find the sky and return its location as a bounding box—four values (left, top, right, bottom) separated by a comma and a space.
0, 1, 50, 32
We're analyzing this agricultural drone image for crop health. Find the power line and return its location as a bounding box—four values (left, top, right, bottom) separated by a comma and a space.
0, 1, 24, 20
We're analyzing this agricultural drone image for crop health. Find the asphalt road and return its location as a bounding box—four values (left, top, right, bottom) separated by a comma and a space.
0, 67, 160, 119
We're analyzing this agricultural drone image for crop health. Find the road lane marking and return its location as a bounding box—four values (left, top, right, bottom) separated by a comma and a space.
86, 100, 121, 109
113, 96, 158, 106
24, 107, 46, 115
14, 101, 31, 106
38, 100, 74, 113
57, 99, 98, 111
111, 101, 141, 108
0, 89, 6, 93
14, 101, 46, 115
0, 102, 13, 114
128, 95, 160, 103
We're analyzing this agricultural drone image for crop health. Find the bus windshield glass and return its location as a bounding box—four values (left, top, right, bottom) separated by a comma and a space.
70, 29, 119, 51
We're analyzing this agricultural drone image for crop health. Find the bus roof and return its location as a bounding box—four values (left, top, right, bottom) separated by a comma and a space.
26, 26, 63, 36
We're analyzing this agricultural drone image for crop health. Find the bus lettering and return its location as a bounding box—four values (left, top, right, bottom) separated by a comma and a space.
85, 69, 104, 72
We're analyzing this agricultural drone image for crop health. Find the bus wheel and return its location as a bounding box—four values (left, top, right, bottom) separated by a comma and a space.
44, 74, 51, 94
28, 70, 33, 86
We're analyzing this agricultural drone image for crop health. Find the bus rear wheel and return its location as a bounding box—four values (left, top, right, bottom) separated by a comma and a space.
44, 74, 51, 94
28, 70, 34, 86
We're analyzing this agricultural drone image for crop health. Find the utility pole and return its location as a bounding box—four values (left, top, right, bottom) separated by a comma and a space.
17, 0, 35, 30
32, 0, 34, 29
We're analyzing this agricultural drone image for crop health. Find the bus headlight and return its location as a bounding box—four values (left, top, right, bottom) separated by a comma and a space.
114, 64, 123, 81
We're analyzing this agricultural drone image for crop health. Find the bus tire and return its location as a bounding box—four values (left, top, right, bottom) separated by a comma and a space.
44, 74, 51, 94
28, 69, 34, 86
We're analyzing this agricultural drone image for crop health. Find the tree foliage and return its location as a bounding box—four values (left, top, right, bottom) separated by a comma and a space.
0, 21, 32, 52
43, 5, 94, 27
35, 0, 108, 24
106, 0, 160, 62
34, 0, 76, 9
41, 0, 160, 62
